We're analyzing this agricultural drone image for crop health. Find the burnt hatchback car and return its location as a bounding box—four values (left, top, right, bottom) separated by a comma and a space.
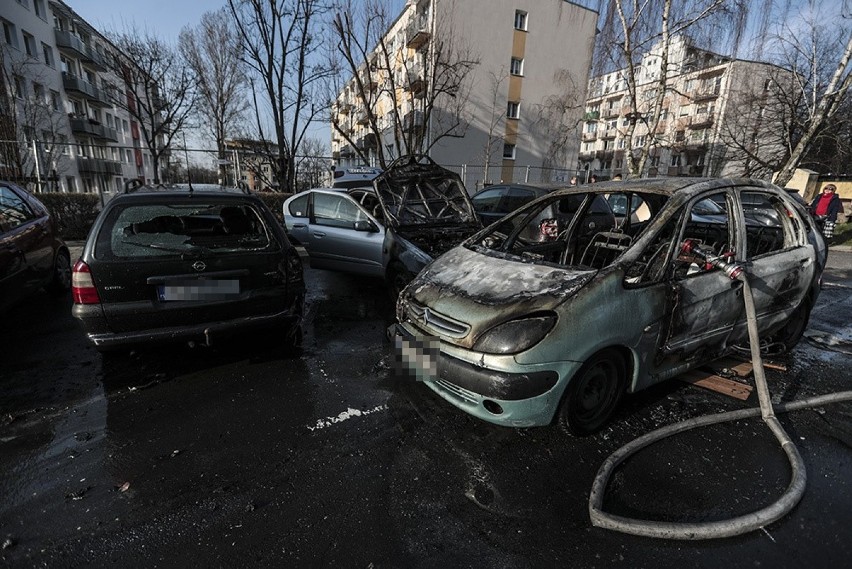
391, 178, 826, 434
72, 182, 304, 351
283, 155, 482, 295
1, 181, 71, 312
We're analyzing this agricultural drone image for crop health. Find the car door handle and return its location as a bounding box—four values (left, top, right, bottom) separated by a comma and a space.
292, 223, 307, 229
313, 231, 326, 238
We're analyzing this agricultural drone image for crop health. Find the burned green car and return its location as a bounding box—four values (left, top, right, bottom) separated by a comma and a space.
390, 178, 826, 435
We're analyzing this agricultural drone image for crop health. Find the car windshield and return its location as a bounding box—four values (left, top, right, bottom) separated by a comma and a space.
468, 189, 660, 270
98, 201, 273, 259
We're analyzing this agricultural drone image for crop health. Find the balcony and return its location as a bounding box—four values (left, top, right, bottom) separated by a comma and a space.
69, 117, 118, 142
690, 88, 719, 102
404, 64, 426, 95
602, 107, 619, 119
336, 102, 352, 115
54, 29, 108, 71
406, 16, 431, 50
402, 110, 425, 132
582, 131, 597, 141
601, 128, 617, 139
77, 157, 122, 176
339, 144, 355, 157
687, 113, 714, 129
356, 132, 378, 150
356, 110, 370, 125
583, 111, 600, 121
63, 74, 111, 107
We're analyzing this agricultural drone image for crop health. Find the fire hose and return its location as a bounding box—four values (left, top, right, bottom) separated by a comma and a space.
588, 240, 852, 539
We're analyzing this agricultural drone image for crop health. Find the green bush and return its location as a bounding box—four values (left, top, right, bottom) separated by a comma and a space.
36, 193, 101, 240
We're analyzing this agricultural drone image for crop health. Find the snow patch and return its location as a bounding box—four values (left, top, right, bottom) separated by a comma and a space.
306, 404, 388, 431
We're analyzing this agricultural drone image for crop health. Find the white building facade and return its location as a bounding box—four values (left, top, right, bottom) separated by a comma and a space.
1, 0, 159, 196
331, 0, 599, 190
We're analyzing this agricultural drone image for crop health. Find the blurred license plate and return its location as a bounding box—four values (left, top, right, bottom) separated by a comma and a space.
157, 279, 240, 301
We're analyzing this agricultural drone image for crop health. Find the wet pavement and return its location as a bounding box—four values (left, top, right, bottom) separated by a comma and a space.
0, 250, 850, 567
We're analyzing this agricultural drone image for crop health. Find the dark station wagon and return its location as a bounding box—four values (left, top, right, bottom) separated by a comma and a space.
72, 182, 304, 351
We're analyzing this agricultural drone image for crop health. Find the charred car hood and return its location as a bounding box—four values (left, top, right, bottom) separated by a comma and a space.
394, 224, 482, 259
403, 247, 596, 346
372, 156, 480, 231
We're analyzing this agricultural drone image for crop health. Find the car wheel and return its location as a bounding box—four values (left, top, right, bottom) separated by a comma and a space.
557, 348, 626, 436
772, 301, 811, 352
386, 262, 413, 301
48, 249, 72, 294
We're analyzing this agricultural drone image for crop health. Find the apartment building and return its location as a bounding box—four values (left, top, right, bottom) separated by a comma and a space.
1, 0, 159, 196
580, 35, 784, 179
331, 0, 598, 189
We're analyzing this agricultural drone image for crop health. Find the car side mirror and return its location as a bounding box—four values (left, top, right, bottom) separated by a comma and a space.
354, 220, 379, 232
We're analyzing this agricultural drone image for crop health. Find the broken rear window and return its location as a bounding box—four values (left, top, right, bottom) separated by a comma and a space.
95, 202, 273, 259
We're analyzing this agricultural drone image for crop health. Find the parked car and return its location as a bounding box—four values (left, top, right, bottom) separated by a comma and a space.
391, 178, 827, 435
0, 181, 71, 312
470, 183, 552, 224
283, 155, 482, 296
72, 182, 304, 351
332, 166, 383, 189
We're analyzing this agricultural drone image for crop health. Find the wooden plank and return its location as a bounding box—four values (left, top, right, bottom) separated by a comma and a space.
678, 370, 754, 401
729, 354, 787, 372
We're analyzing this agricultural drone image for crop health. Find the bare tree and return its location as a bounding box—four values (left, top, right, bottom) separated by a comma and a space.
227, 0, 330, 193
594, 0, 749, 179
106, 25, 196, 183
328, 0, 478, 169
770, 8, 852, 187
179, 9, 250, 184
533, 69, 586, 181
295, 137, 330, 191
0, 43, 70, 190
479, 69, 508, 185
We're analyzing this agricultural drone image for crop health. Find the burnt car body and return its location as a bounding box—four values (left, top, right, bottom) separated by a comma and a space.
391, 178, 827, 434
72, 184, 304, 351
283, 155, 481, 294
1, 181, 71, 312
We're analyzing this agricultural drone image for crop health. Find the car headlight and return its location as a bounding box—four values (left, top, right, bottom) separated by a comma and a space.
473, 314, 557, 355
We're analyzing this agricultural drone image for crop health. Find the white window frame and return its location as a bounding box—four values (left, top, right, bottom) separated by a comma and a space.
502, 143, 516, 160
514, 10, 528, 31
510, 57, 524, 76
507, 101, 520, 119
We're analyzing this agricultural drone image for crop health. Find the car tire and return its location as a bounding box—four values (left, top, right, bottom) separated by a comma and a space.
773, 300, 811, 352
48, 249, 72, 294
557, 348, 626, 436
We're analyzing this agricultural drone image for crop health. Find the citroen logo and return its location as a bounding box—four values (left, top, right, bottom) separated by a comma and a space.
192, 261, 207, 272
423, 308, 431, 324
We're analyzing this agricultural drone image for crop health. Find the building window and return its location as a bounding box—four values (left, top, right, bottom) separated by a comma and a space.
671, 154, 681, 167
507, 101, 520, 119
503, 143, 516, 160
13, 75, 24, 99
42, 43, 54, 67
34, 0, 46, 19
510, 57, 524, 76
33, 82, 44, 102
50, 90, 60, 111
23, 31, 36, 57
514, 10, 528, 31
3, 19, 19, 49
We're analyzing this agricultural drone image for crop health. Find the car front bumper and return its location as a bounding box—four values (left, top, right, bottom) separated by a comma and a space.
389, 322, 577, 427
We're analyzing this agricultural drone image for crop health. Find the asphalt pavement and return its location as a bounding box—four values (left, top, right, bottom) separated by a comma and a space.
1, 244, 850, 567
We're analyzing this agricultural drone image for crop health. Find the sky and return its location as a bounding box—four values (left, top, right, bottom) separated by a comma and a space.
70, 0, 225, 43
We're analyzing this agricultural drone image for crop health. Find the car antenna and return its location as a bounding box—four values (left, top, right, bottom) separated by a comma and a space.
182, 132, 193, 194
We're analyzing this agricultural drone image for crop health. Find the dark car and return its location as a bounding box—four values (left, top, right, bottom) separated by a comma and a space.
0, 182, 71, 312
470, 183, 552, 224
283, 155, 482, 296
72, 183, 304, 351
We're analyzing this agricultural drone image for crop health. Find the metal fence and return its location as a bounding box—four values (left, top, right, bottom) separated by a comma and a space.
2, 137, 602, 200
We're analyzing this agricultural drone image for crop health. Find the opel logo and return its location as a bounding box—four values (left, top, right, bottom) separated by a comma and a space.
192, 261, 207, 272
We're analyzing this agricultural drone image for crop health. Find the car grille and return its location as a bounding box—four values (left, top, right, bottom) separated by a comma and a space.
407, 300, 469, 338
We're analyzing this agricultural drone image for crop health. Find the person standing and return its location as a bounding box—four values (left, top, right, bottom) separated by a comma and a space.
810, 184, 843, 240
